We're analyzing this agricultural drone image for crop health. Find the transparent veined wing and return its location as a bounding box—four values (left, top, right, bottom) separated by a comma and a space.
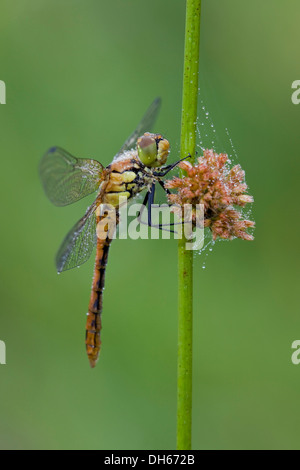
40, 146, 104, 206
56, 203, 98, 273
115, 97, 161, 158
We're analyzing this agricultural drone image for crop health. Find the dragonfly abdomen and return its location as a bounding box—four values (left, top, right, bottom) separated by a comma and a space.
85, 212, 117, 368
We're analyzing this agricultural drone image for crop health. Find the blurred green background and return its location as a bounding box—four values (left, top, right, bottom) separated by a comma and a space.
0, 0, 299, 450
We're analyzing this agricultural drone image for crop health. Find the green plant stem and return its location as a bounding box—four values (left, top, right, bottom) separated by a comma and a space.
177, 0, 201, 451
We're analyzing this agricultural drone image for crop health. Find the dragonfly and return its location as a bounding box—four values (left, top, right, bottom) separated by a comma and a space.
40, 98, 186, 368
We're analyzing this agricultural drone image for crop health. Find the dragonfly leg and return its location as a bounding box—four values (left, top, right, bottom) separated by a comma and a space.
156, 180, 184, 228
136, 190, 149, 224
147, 183, 155, 227
137, 184, 181, 233
147, 183, 177, 234
153, 154, 191, 177
135, 186, 172, 231
158, 179, 171, 195
136, 183, 173, 232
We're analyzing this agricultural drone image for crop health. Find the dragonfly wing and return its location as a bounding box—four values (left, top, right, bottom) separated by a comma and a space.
56, 203, 97, 273
115, 97, 161, 157
40, 146, 104, 206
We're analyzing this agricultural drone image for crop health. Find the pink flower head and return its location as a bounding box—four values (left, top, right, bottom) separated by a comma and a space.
165, 149, 255, 241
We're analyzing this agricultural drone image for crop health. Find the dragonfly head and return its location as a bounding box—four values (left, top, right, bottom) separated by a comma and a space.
137, 133, 170, 167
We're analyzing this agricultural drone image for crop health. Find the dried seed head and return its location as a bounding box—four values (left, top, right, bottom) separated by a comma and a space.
165, 149, 255, 241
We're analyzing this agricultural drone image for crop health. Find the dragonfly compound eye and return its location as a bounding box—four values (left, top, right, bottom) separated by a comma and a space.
137, 133, 170, 167
137, 133, 158, 166
156, 136, 170, 166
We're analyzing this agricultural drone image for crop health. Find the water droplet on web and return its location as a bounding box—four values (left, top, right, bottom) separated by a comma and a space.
195, 94, 254, 260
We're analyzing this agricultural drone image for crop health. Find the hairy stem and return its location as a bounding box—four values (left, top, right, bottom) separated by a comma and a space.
177, 0, 201, 451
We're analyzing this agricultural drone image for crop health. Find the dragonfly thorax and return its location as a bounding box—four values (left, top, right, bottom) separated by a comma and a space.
137, 133, 169, 168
